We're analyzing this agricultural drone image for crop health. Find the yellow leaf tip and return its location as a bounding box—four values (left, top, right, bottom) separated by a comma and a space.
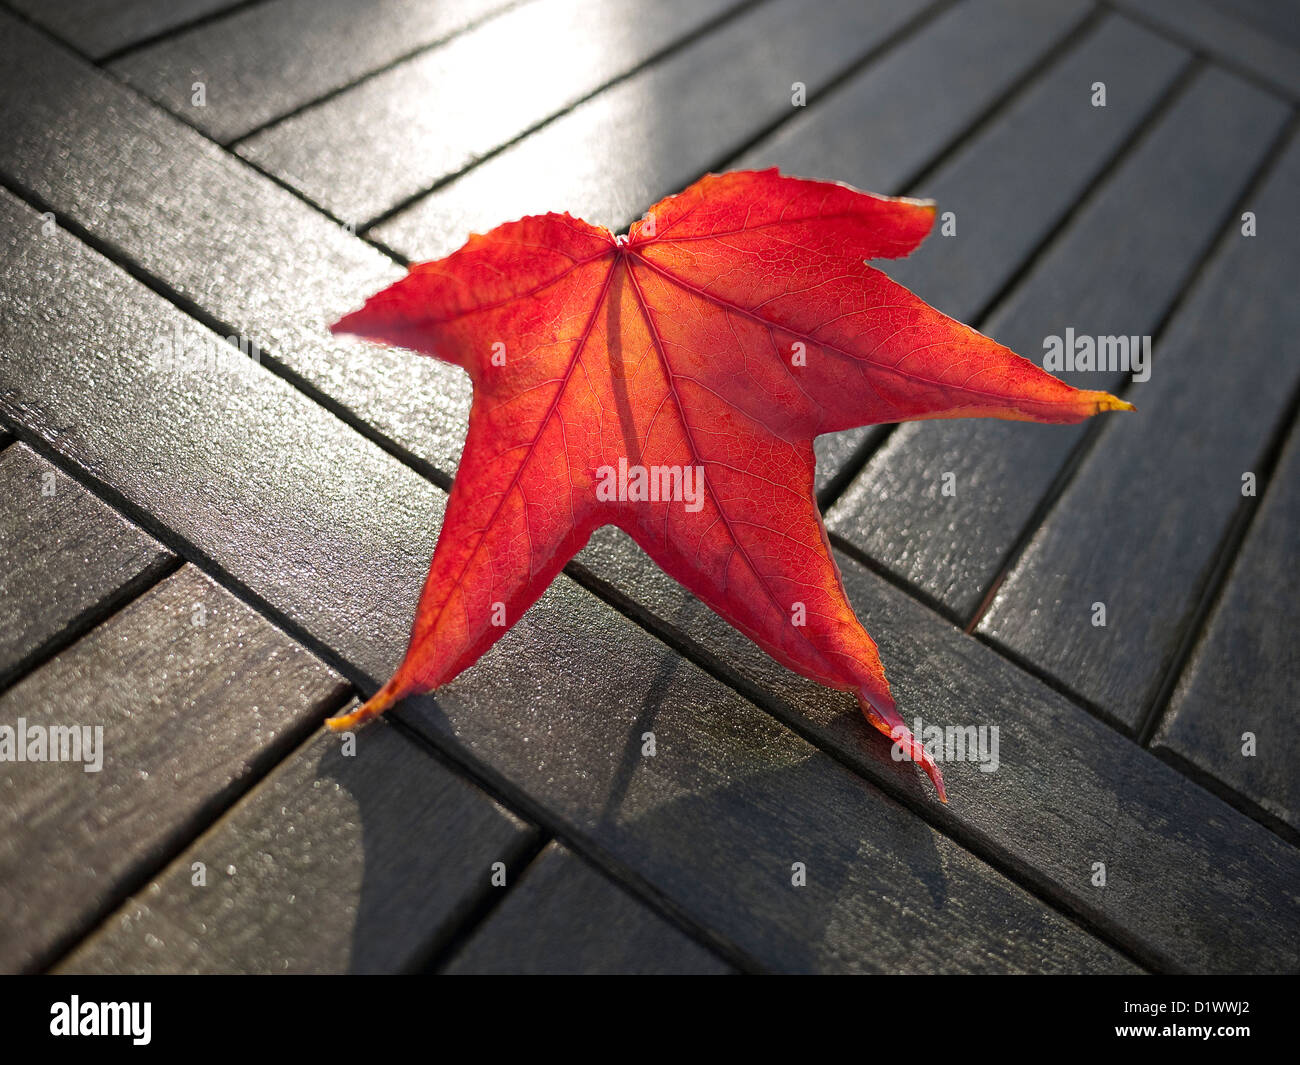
1078, 390, 1135, 415
325, 677, 405, 732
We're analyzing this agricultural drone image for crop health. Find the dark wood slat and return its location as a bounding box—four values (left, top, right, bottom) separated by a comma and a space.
826, 66, 1289, 618
0, 9, 472, 481
882, 13, 1187, 325
978, 130, 1300, 731
0, 564, 350, 972
0, 442, 173, 685
60, 719, 535, 974
8, 0, 244, 60
111, 0, 519, 144
443, 842, 733, 974
1152, 420, 1300, 834
1114, 0, 1300, 99
372, 0, 938, 258
727, 0, 1094, 495
0, 190, 1128, 974
236, 0, 751, 225
571, 525, 1300, 972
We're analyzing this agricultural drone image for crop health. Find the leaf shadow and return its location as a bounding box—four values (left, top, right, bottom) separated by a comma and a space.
326, 642, 951, 974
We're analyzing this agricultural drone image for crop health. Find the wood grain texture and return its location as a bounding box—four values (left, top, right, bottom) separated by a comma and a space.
826, 66, 1288, 618
111, 0, 519, 143
371, 0, 936, 259
1153, 421, 1300, 834
8, 0, 243, 59
60, 719, 535, 974
0, 189, 1128, 974
237, 0, 749, 224
0, 442, 173, 685
443, 842, 733, 974
571, 526, 1300, 972
978, 131, 1300, 731
0, 565, 349, 972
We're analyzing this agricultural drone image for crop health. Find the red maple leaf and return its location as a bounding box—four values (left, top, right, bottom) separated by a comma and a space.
327, 170, 1131, 801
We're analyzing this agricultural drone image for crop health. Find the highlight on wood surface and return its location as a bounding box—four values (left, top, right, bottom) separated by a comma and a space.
327, 170, 1133, 802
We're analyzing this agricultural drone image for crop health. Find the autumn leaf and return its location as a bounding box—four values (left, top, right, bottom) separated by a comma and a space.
326, 170, 1132, 802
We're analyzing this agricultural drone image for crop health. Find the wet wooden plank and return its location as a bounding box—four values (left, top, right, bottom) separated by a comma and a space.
0, 189, 1129, 974
443, 842, 733, 974
60, 720, 536, 974
978, 130, 1300, 731
0, 442, 173, 685
110, 0, 519, 144
236, 0, 752, 225
1152, 420, 1300, 835
371, 0, 938, 259
8, 0, 244, 60
826, 66, 1289, 618
570, 525, 1300, 973
0, 565, 350, 972
1114, 0, 1300, 99
728, 0, 1094, 494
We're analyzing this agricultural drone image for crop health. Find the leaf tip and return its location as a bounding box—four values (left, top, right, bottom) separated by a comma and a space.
859, 694, 948, 804
325, 676, 406, 732
329, 309, 362, 339
1094, 391, 1136, 414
